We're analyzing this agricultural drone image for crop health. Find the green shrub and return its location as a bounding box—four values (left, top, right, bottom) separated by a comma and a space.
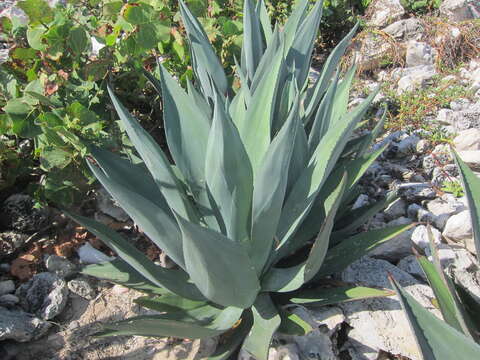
66, 0, 412, 357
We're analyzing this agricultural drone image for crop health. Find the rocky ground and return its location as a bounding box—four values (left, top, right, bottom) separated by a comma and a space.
1, 0, 480, 359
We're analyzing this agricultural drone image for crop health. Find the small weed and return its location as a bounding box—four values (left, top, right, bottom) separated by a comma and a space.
441, 179, 464, 198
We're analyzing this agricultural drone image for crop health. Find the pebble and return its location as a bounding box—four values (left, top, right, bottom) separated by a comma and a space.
0, 280, 15, 295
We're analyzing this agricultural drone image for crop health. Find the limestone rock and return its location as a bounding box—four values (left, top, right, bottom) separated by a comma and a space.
426, 194, 466, 230
443, 210, 473, 242
366, 0, 405, 27
368, 217, 414, 261
383, 198, 407, 220
0, 307, 51, 342
397, 255, 426, 281
397, 65, 437, 94
411, 224, 442, 251
0, 280, 15, 295
68, 277, 97, 300
457, 150, 480, 170
15, 272, 68, 320
383, 18, 424, 40
406, 41, 436, 67
45, 255, 78, 278
96, 188, 129, 222
440, 0, 480, 22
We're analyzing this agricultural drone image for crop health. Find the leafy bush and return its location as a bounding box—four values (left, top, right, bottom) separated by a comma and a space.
66, 0, 412, 357
400, 0, 442, 13
391, 150, 480, 360
0, 0, 245, 205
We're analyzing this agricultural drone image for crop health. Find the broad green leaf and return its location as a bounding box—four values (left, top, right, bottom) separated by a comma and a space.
159, 64, 210, 199
40, 147, 72, 170
277, 89, 379, 253
107, 85, 198, 222
66, 212, 204, 300
4, 98, 32, 115
304, 172, 347, 281
176, 215, 260, 308
82, 259, 167, 296
242, 0, 264, 82
98, 306, 242, 339
251, 99, 299, 274
26, 26, 47, 51
205, 93, 253, 242
18, 0, 54, 24
242, 294, 281, 360
123, 3, 154, 25
453, 150, 480, 261
289, 285, 394, 306
179, 0, 228, 98
318, 224, 415, 277
390, 276, 480, 360
68, 27, 89, 55
87, 161, 186, 270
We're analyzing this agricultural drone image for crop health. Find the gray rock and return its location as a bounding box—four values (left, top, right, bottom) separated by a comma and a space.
396, 135, 420, 156
15, 272, 68, 320
0, 263, 10, 273
397, 182, 436, 201
77, 242, 115, 264
431, 164, 458, 187
406, 41, 437, 67
45, 255, 77, 278
340, 257, 438, 360
352, 194, 370, 210
368, 217, 415, 261
457, 150, 480, 170
383, 18, 424, 40
351, 33, 395, 71
426, 194, 466, 230
0, 307, 51, 342
454, 128, 480, 150
0, 280, 15, 295
397, 255, 426, 281
366, 0, 405, 27
383, 198, 406, 220
68, 278, 96, 300
397, 65, 437, 95
0, 232, 28, 260
411, 225, 442, 251
407, 203, 422, 219
0, 294, 20, 306
443, 210, 473, 243
423, 144, 453, 176
450, 98, 471, 111
438, 103, 480, 131
96, 188, 129, 222
440, 0, 480, 21
0, 194, 50, 233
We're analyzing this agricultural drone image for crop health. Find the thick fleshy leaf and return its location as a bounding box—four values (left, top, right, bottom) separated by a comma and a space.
107, 85, 198, 222
318, 224, 415, 277
282, 0, 309, 51
208, 313, 253, 360
89, 146, 171, 217
134, 294, 207, 313
304, 23, 359, 123
286, 117, 308, 198
357, 104, 387, 157
98, 306, 242, 339
255, 0, 272, 45
278, 309, 313, 336
285, 0, 323, 88
238, 42, 284, 175
251, 100, 299, 274
289, 285, 394, 306
390, 276, 480, 360
66, 212, 204, 300
242, 294, 281, 360
87, 161, 185, 270
82, 259, 167, 296
277, 90, 379, 253
242, 0, 264, 82
159, 64, 210, 198
304, 173, 347, 282
261, 262, 305, 293
453, 150, 480, 261
205, 93, 253, 242
179, 0, 228, 98
176, 215, 260, 308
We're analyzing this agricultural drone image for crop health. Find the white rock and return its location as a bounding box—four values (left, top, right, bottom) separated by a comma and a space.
383, 18, 424, 40
366, 0, 405, 27
427, 244, 456, 268
426, 194, 466, 230
440, 0, 480, 21
457, 150, 480, 170
352, 194, 369, 210
450, 98, 471, 111
411, 225, 442, 251
397, 65, 437, 94
454, 128, 480, 151
77, 243, 114, 264
416, 139, 430, 153
406, 41, 437, 67
396, 135, 420, 156
443, 210, 473, 242
368, 217, 414, 261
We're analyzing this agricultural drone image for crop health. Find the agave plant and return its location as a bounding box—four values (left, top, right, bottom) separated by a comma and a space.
67, 0, 413, 358
391, 150, 480, 360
